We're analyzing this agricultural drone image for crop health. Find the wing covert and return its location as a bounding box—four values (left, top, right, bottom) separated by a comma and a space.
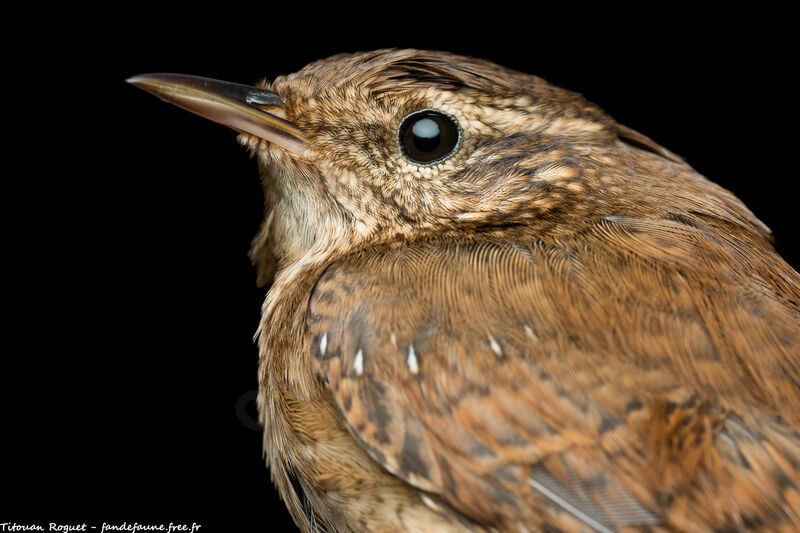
308, 220, 800, 531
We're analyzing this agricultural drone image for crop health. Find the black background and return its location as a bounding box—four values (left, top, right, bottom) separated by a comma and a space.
6, 8, 797, 533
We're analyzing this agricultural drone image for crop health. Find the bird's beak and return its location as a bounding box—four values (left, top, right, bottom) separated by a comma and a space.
127, 73, 307, 157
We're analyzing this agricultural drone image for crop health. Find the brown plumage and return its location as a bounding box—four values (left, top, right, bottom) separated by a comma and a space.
132, 49, 800, 532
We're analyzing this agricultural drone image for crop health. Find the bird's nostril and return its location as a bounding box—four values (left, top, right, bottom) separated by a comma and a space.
245, 88, 284, 107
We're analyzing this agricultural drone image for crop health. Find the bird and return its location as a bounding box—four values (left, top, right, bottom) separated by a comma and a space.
128, 49, 800, 532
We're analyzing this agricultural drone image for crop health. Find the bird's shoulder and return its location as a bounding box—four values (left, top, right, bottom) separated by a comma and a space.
306, 216, 800, 531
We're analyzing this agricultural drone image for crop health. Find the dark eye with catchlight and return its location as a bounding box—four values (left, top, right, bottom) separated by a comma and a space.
398, 109, 461, 165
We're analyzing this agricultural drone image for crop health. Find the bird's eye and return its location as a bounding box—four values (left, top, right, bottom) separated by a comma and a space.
398, 109, 461, 165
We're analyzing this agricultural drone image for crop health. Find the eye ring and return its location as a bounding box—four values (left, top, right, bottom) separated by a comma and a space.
396, 108, 462, 166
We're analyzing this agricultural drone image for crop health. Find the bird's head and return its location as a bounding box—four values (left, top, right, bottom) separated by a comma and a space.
129, 49, 765, 286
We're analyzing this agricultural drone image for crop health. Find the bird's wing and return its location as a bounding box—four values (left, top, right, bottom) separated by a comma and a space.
308, 217, 800, 531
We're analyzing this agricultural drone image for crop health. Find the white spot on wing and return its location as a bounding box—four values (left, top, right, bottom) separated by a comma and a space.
420, 493, 441, 513
354, 349, 364, 375
488, 334, 502, 356
320, 333, 328, 356
390, 333, 397, 347
407, 344, 419, 373
524, 325, 537, 341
